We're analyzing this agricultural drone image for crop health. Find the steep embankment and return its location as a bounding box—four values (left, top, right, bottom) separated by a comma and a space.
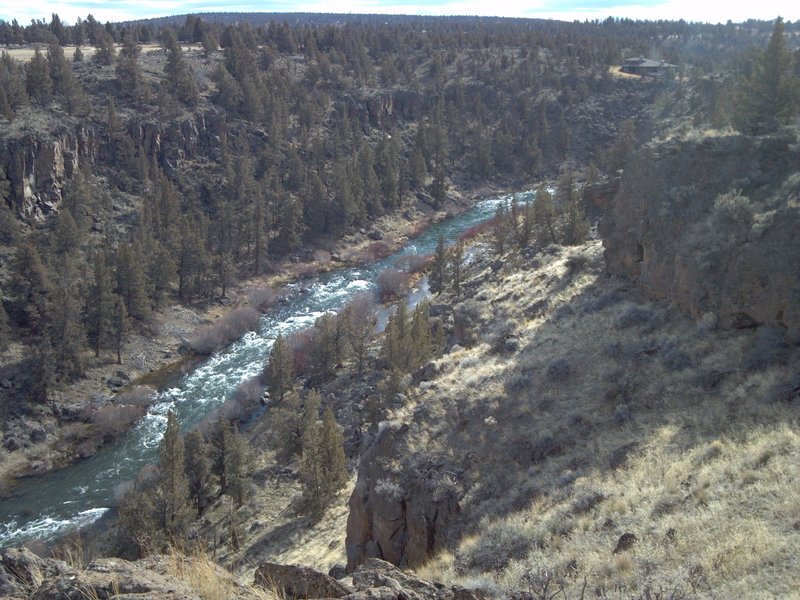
602, 131, 800, 338
344, 133, 800, 597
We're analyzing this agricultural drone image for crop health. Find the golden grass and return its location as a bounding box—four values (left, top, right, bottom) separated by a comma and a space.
399, 240, 800, 598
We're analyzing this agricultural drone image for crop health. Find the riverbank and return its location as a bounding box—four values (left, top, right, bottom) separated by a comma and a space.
0, 182, 516, 489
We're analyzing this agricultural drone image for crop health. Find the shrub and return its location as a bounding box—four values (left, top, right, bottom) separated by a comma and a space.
185, 308, 260, 355
218, 376, 263, 422
744, 325, 789, 372
547, 358, 571, 382
394, 253, 430, 274
377, 268, 410, 303
92, 403, 147, 439
246, 286, 277, 311
287, 326, 317, 375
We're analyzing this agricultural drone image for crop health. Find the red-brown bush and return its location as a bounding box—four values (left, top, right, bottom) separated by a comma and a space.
377, 268, 411, 303
185, 307, 261, 355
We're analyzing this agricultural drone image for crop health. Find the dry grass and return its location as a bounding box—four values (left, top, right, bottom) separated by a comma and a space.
165, 548, 279, 600
399, 240, 800, 598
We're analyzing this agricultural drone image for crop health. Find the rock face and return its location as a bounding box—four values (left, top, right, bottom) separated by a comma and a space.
0, 123, 99, 221
345, 424, 460, 573
253, 559, 488, 600
254, 562, 350, 598
601, 133, 800, 340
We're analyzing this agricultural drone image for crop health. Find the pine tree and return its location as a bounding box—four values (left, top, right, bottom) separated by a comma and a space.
0, 293, 10, 352
492, 202, 509, 255
300, 406, 348, 517
429, 235, 447, 295
155, 411, 191, 541
116, 33, 146, 99
93, 29, 116, 66
184, 430, 213, 515
210, 418, 250, 502
561, 189, 590, 246
111, 293, 129, 365
25, 49, 52, 105
86, 251, 115, 358
271, 389, 320, 460
165, 41, 199, 106
449, 241, 465, 296
735, 17, 800, 133
115, 242, 150, 321
48, 257, 85, 381
534, 185, 557, 245
266, 332, 293, 401
10, 243, 51, 334
343, 293, 376, 373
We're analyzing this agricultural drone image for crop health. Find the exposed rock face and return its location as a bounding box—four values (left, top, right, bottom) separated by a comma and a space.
345, 424, 460, 573
252, 559, 488, 600
254, 562, 350, 598
0, 124, 99, 221
601, 133, 800, 340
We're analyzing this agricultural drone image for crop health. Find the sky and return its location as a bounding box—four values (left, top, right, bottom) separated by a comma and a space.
0, 0, 796, 27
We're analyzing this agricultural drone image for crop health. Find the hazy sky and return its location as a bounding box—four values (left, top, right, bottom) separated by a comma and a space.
0, 0, 795, 26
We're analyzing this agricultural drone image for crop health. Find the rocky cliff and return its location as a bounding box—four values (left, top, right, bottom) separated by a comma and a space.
0, 120, 99, 221
345, 423, 461, 572
601, 131, 800, 340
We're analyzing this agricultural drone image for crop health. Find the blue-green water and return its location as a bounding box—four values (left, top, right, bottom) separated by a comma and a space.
0, 190, 532, 547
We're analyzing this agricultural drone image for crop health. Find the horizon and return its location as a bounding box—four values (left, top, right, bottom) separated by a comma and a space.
0, 1, 796, 28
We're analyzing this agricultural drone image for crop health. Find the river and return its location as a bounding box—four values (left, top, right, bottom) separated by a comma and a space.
0, 190, 533, 548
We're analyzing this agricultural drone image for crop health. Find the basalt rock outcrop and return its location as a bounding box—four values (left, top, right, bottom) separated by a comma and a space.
0, 122, 99, 221
601, 132, 800, 340
253, 559, 489, 600
345, 423, 461, 573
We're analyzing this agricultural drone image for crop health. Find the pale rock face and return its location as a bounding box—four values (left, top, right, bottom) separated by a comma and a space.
601, 133, 800, 341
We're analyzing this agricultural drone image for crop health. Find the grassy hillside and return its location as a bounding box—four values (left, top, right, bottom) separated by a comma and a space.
391, 239, 800, 598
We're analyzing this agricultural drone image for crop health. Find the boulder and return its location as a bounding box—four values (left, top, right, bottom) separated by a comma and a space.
254, 562, 350, 598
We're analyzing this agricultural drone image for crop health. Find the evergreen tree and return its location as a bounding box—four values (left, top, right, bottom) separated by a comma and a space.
209, 418, 249, 502
343, 293, 376, 373
492, 202, 509, 255
534, 185, 558, 245
561, 188, 590, 246
86, 251, 115, 358
0, 293, 10, 352
184, 430, 213, 515
111, 293, 129, 365
165, 41, 199, 106
449, 241, 465, 296
429, 235, 447, 295
115, 242, 150, 321
266, 332, 293, 401
154, 411, 191, 541
116, 33, 146, 99
93, 29, 116, 66
300, 406, 348, 517
271, 389, 320, 461
25, 49, 52, 104
10, 243, 51, 334
735, 17, 800, 133
48, 256, 85, 381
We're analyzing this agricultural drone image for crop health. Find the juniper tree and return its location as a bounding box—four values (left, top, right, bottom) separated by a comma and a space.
10, 243, 51, 335
266, 332, 293, 401
154, 411, 191, 542
534, 185, 557, 245
111, 293, 129, 365
25, 49, 52, 105
116, 33, 146, 100
86, 251, 114, 358
0, 293, 9, 352
271, 389, 320, 461
449, 241, 465, 296
429, 235, 447, 295
492, 203, 509, 255
735, 17, 800, 133
300, 406, 348, 517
